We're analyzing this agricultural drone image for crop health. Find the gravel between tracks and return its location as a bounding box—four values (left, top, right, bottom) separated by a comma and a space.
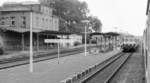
110, 51, 145, 83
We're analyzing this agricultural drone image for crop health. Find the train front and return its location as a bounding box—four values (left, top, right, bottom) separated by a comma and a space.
121, 36, 139, 52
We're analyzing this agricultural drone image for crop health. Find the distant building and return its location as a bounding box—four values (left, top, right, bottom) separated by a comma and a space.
57, 34, 82, 47
0, 2, 59, 31
90, 32, 121, 51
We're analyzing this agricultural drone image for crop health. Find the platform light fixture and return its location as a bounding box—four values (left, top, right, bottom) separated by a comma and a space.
29, 6, 33, 73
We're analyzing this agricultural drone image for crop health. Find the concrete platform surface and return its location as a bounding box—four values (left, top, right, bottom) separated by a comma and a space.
0, 50, 120, 83
1, 44, 94, 59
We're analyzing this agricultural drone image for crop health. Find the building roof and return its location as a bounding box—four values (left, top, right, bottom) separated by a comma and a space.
0, 26, 78, 35
0, 2, 50, 12
39, 31, 72, 35
89, 32, 121, 39
104, 32, 120, 36
89, 32, 104, 35
0, 26, 44, 33
0, 7, 31, 12
89, 32, 104, 37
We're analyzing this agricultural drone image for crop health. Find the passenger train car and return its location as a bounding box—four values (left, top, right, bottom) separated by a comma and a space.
121, 35, 138, 52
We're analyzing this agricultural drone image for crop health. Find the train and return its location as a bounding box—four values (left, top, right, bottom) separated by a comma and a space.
121, 36, 139, 52
121, 41, 138, 52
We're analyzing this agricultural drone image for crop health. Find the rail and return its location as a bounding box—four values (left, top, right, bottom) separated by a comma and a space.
0, 45, 95, 70
60, 52, 132, 83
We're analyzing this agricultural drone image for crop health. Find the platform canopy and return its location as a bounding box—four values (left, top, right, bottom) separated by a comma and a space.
89, 32, 121, 38
0, 26, 80, 35
0, 26, 43, 33
104, 32, 120, 36
39, 30, 73, 35
89, 32, 104, 36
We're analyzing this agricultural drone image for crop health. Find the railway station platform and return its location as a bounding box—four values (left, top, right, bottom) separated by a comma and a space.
0, 50, 120, 83
0, 44, 95, 60
4, 44, 87, 55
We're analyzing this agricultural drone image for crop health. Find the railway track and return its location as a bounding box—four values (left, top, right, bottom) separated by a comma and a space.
0, 46, 93, 70
78, 52, 132, 83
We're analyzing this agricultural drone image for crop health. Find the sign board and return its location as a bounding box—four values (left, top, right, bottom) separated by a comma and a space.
44, 39, 74, 64
44, 39, 73, 43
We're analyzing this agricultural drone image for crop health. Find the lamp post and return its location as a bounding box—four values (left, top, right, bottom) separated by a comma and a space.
81, 20, 89, 56
29, 7, 33, 73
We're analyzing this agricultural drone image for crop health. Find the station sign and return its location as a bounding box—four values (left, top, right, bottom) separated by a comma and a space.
44, 39, 73, 43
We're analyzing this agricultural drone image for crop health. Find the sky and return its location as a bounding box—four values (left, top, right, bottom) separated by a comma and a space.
0, 0, 148, 36
81, 0, 148, 36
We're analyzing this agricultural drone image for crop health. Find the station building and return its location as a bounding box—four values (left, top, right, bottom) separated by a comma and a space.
0, 2, 83, 52
0, 2, 60, 51
0, 2, 59, 31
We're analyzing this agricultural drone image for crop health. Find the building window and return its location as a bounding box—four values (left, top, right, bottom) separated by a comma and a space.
0, 21, 5, 25
10, 16, 16, 26
21, 16, 26, 28
12, 21, 15, 26
10, 16, 15, 19
42, 18, 44, 21
22, 16, 26, 20
21, 16, 26, 21
1, 17, 5, 20
23, 21, 26, 25
36, 17, 39, 26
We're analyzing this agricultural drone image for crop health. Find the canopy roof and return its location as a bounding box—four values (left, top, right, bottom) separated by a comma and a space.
104, 32, 120, 36
89, 32, 120, 38
0, 26, 43, 33
89, 32, 104, 36
0, 26, 80, 35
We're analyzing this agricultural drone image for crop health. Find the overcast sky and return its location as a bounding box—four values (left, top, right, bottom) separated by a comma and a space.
81, 0, 148, 36
0, 0, 148, 36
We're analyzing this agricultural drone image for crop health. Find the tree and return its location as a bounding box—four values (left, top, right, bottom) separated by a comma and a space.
88, 16, 102, 32
40, 0, 89, 32
39, 0, 102, 33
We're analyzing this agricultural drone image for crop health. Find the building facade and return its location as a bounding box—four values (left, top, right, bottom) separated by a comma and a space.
0, 2, 59, 51
0, 3, 59, 31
